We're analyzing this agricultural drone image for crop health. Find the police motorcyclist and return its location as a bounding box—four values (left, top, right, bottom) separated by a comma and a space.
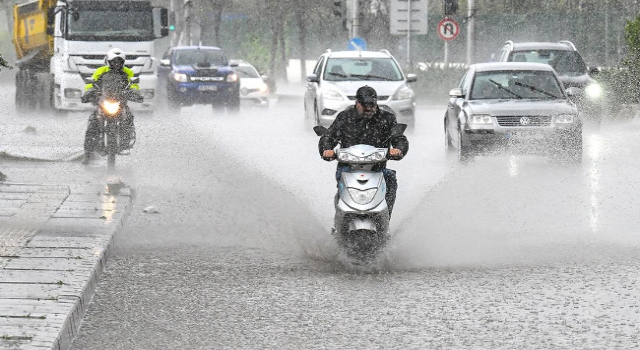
318, 85, 409, 216
82, 48, 139, 164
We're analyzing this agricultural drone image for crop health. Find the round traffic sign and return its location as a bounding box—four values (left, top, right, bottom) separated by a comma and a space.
437, 18, 460, 41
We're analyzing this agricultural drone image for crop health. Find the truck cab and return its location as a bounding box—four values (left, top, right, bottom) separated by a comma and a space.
13, 0, 168, 113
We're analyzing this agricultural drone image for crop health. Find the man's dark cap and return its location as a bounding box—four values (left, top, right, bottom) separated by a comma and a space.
356, 85, 377, 103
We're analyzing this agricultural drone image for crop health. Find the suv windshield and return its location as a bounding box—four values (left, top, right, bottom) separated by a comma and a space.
471, 70, 564, 100
508, 50, 588, 76
324, 58, 402, 82
174, 50, 228, 67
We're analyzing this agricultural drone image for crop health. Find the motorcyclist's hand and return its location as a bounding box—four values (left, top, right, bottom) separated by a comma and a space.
389, 148, 403, 159
322, 150, 336, 161
390, 148, 402, 157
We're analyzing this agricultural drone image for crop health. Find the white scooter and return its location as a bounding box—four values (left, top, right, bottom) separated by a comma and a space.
314, 124, 407, 262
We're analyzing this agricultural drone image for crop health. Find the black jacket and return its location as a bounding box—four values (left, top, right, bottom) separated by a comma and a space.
318, 105, 409, 164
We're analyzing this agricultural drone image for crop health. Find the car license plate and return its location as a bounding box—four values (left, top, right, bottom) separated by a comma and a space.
198, 85, 217, 91
506, 131, 545, 140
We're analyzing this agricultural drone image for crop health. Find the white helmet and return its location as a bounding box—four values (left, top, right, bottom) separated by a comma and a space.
105, 48, 126, 66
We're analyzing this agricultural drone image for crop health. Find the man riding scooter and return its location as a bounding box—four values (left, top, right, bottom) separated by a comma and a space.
82, 48, 139, 164
319, 85, 409, 217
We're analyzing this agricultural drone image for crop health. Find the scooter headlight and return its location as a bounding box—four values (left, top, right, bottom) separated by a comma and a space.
363, 150, 387, 161
348, 188, 378, 205
101, 100, 120, 115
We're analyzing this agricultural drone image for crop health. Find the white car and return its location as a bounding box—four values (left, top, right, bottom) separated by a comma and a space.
304, 49, 417, 126
231, 60, 270, 106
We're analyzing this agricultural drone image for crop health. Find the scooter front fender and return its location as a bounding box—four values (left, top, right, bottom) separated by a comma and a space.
348, 217, 377, 232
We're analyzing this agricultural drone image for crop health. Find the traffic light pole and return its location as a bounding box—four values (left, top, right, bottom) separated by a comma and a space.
349, 0, 359, 38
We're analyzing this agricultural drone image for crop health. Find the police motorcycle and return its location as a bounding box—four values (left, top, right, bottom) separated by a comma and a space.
82, 71, 143, 168
314, 123, 407, 263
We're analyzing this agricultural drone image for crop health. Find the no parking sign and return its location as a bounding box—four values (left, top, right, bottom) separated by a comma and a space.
438, 18, 460, 41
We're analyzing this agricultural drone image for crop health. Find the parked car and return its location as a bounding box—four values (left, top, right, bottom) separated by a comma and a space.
157, 46, 240, 112
496, 41, 603, 124
444, 62, 582, 163
230, 60, 270, 107
304, 49, 417, 126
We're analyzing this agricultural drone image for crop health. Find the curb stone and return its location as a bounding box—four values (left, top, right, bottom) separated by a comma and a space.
0, 182, 133, 350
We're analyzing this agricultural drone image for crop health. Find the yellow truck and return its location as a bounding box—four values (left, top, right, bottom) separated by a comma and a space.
12, 0, 55, 111
12, 0, 168, 113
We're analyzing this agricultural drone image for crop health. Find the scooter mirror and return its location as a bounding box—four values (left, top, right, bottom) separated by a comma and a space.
313, 125, 330, 137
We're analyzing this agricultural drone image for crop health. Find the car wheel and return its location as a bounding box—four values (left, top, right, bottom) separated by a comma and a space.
314, 102, 321, 126
167, 89, 180, 111
457, 127, 473, 164
444, 119, 455, 160
226, 96, 241, 113
561, 132, 583, 164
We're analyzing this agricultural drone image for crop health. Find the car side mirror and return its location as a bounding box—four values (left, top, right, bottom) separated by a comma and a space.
306, 74, 319, 83
160, 59, 170, 67
449, 88, 464, 98
313, 125, 330, 137
406, 74, 418, 83
565, 87, 582, 97
230, 61, 239, 67
261, 75, 268, 81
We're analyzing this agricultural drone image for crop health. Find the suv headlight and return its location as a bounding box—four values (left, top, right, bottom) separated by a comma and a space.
393, 88, 414, 100
347, 188, 378, 205
468, 114, 492, 124
323, 90, 344, 100
585, 83, 602, 99
226, 73, 238, 82
554, 114, 575, 124
173, 73, 188, 82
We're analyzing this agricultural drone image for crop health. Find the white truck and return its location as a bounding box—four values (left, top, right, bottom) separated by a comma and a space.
13, 0, 168, 113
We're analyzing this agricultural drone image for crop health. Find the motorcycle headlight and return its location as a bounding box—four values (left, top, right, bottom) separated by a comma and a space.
348, 188, 378, 205
173, 73, 188, 82
393, 88, 414, 100
101, 100, 120, 115
323, 90, 344, 100
554, 114, 575, 124
468, 114, 492, 124
585, 83, 602, 99
226, 73, 238, 82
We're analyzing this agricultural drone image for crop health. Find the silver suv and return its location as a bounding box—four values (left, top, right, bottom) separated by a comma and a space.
496, 41, 603, 123
304, 49, 417, 126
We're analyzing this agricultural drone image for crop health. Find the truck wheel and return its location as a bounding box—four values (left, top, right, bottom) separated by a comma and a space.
15, 70, 29, 112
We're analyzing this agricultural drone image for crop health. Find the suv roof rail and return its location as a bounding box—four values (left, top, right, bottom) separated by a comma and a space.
380, 49, 391, 56
558, 41, 577, 50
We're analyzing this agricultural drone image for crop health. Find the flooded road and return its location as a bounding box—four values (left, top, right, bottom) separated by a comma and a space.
2, 86, 639, 349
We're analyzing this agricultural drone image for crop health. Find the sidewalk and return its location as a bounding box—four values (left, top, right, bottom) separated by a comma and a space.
0, 181, 132, 349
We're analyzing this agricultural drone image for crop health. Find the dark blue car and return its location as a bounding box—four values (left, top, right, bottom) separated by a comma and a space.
158, 46, 240, 111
